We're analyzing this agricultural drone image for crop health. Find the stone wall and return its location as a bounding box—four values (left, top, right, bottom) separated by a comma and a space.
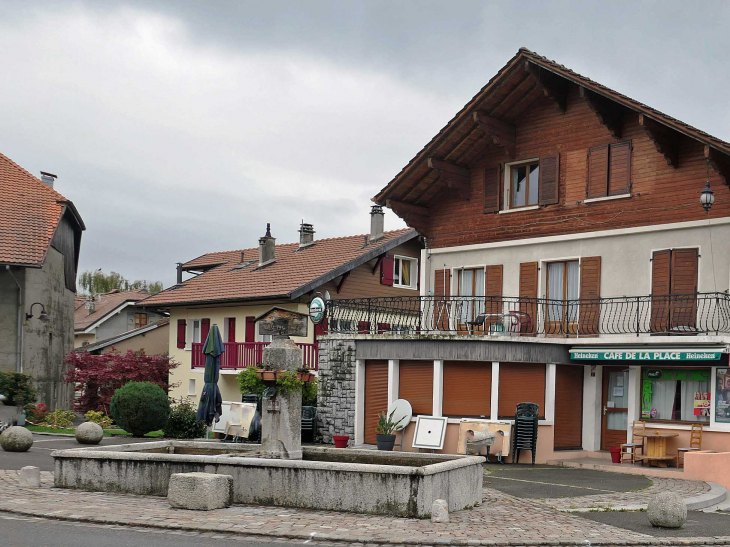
316, 337, 356, 443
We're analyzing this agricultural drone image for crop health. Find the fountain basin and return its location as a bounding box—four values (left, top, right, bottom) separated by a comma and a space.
52, 441, 484, 517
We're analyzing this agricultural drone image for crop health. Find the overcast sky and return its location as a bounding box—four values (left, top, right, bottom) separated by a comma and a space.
2, 1, 729, 287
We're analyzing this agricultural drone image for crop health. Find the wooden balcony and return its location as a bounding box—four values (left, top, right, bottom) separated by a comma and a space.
191, 341, 318, 370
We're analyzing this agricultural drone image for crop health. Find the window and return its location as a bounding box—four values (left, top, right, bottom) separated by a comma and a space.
505, 160, 539, 210
191, 319, 201, 343
498, 363, 545, 419
134, 313, 148, 329
457, 268, 485, 326
187, 379, 196, 396
641, 368, 710, 423
546, 261, 579, 331
393, 256, 418, 289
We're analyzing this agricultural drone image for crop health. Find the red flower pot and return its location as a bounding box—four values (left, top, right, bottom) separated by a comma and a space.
609, 446, 621, 463
333, 435, 350, 448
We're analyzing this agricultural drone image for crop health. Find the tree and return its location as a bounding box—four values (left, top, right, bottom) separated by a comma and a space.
78, 270, 164, 296
64, 350, 179, 413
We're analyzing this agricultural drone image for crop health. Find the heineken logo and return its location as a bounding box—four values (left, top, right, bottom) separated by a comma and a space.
309, 296, 326, 324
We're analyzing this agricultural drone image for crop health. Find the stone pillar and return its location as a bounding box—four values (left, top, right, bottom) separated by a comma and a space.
317, 337, 357, 443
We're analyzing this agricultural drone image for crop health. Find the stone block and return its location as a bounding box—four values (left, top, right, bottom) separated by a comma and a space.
0, 426, 33, 452
647, 491, 687, 528
168, 472, 233, 510
431, 499, 449, 523
75, 422, 104, 445
19, 466, 40, 488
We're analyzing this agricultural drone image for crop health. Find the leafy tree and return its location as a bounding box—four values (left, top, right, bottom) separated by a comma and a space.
78, 270, 163, 296
64, 350, 178, 413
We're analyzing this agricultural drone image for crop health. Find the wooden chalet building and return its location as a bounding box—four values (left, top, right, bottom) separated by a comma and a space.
317, 48, 730, 464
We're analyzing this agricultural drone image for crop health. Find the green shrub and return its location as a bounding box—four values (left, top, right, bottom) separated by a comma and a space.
40, 409, 76, 428
238, 367, 265, 395
110, 382, 169, 436
163, 398, 207, 439
302, 377, 318, 406
84, 410, 114, 428
0, 371, 37, 406
275, 371, 303, 393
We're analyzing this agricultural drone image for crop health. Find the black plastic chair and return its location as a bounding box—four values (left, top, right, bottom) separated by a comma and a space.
511, 402, 539, 465
301, 406, 318, 443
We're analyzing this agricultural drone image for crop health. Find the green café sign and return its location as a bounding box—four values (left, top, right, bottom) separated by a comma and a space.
570, 348, 724, 362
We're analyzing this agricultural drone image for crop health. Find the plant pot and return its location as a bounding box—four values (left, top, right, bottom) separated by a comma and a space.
333, 435, 349, 448
299, 373, 314, 382
375, 434, 396, 451
262, 371, 276, 381
609, 446, 622, 463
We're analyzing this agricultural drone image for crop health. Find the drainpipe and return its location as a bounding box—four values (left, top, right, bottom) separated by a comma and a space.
6, 265, 23, 373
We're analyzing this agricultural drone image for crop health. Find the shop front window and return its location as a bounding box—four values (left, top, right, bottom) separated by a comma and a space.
716, 368, 730, 424
641, 368, 710, 423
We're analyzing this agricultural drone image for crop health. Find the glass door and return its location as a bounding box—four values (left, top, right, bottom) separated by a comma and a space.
601, 367, 629, 450
546, 261, 579, 334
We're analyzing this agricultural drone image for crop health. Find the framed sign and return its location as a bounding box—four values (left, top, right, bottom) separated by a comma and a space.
412, 415, 448, 450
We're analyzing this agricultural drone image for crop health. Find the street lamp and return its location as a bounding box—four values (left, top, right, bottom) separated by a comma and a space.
26, 302, 49, 322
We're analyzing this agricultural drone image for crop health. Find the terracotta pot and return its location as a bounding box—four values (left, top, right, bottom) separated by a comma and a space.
333, 435, 350, 448
262, 371, 276, 381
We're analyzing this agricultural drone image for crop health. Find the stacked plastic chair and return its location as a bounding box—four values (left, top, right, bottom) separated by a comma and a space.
511, 402, 539, 465
301, 406, 318, 443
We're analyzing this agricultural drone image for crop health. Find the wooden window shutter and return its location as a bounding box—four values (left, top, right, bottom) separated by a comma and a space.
670, 248, 699, 329
201, 318, 210, 343
498, 363, 545, 418
227, 317, 236, 343
485, 265, 503, 329
442, 361, 491, 417
433, 268, 450, 331
380, 254, 394, 286
650, 250, 672, 332
176, 319, 186, 349
364, 360, 389, 444
586, 145, 609, 198
245, 316, 256, 342
483, 166, 500, 213
608, 142, 631, 195
538, 154, 559, 206
398, 360, 433, 415
553, 365, 583, 449
578, 256, 601, 336
519, 262, 538, 333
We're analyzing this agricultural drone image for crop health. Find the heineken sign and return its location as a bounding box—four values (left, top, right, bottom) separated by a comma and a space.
308, 296, 326, 325
570, 348, 723, 361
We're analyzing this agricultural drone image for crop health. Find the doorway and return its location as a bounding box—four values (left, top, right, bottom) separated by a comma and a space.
601, 366, 629, 450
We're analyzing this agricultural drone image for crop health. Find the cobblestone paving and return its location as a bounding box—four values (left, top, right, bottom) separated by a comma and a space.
1, 470, 729, 546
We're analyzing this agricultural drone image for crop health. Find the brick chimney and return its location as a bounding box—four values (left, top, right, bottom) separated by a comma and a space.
370, 205, 385, 242
298, 222, 315, 249
259, 223, 276, 267
40, 171, 57, 189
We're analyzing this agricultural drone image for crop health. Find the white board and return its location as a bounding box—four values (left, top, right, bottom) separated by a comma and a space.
212, 401, 238, 434
412, 415, 448, 450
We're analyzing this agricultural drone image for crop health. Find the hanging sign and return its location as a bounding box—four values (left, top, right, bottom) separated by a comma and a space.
308, 296, 326, 325
570, 348, 723, 361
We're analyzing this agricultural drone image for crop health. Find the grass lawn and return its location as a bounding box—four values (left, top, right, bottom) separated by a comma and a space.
26, 424, 164, 437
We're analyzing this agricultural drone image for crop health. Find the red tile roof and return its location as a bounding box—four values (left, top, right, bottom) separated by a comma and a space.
74, 289, 150, 331
0, 152, 79, 266
140, 229, 417, 306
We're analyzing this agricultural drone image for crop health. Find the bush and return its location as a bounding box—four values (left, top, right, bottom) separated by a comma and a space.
84, 410, 114, 429
275, 371, 304, 393
25, 403, 48, 423
163, 398, 207, 439
110, 382, 170, 436
302, 377, 318, 407
237, 367, 265, 395
40, 409, 76, 428
0, 372, 37, 406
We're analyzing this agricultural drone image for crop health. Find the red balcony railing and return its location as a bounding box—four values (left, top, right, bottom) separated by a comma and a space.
191, 341, 318, 370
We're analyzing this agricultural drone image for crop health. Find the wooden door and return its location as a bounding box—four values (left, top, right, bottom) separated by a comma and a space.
364, 360, 388, 445
245, 316, 255, 342
554, 365, 583, 450
601, 366, 629, 450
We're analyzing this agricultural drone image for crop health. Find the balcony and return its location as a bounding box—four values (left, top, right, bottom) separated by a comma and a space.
324, 292, 730, 338
191, 341, 319, 370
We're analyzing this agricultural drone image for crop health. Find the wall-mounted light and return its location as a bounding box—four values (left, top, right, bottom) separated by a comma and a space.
26, 302, 49, 322
701, 158, 716, 212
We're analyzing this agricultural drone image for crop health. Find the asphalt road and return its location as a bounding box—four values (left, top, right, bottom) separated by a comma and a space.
578, 509, 730, 538
0, 512, 304, 547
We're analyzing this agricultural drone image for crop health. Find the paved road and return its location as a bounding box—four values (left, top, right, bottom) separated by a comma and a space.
579, 509, 730, 538
0, 512, 303, 547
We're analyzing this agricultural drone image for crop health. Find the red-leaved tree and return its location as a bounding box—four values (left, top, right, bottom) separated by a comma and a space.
64, 350, 179, 413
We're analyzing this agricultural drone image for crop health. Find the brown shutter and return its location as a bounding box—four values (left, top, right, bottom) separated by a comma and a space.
578, 256, 601, 336
442, 361, 491, 417
608, 141, 631, 195
433, 268, 451, 331
586, 145, 608, 198
670, 248, 698, 329
483, 166, 500, 213
538, 154, 559, 206
650, 250, 672, 332
554, 365, 583, 450
519, 262, 538, 334
364, 360, 389, 445
485, 265, 503, 330
498, 363, 545, 418
398, 360, 433, 415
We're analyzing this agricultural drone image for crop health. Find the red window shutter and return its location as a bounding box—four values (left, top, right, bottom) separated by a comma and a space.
358, 321, 371, 334
176, 319, 186, 349
201, 318, 210, 343
245, 316, 256, 342
377, 322, 391, 334
586, 145, 609, 198
608, 141, 631, 195
483, 166, 500, 213
227, 318, 236, 343
380, 254, 394, 285
538, 154, 559, 205
579, 256, 601, 335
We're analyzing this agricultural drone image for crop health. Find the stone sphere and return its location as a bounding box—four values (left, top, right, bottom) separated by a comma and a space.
75, 422, 104, 445
0, 426, 33, 452
647, 491, 687, 528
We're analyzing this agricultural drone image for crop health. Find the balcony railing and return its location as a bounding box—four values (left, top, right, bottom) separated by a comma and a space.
324, 292, 730, 337
191, 341, 319, 370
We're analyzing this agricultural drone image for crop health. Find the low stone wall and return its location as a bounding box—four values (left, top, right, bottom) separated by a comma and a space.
316, 338, 356, 443
52, 442, 484, 517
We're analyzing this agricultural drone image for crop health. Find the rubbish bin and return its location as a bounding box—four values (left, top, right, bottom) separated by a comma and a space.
609, 446, 621, 463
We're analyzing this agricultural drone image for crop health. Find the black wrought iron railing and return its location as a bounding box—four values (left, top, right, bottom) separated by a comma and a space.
324, 292, 730, 337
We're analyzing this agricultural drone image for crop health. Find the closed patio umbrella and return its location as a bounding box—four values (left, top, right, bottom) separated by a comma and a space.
196, 324, 224, 426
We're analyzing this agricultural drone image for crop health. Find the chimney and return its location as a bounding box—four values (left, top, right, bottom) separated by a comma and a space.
259, 223, 276, 267
176, 262, 183, 285
40, 171, 57, 188
298, 222, 315, 249
370, 205, 385, 242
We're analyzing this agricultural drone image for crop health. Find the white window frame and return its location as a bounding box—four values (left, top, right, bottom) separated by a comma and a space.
187, 319, 202, 349
393, 255, 418, 290
503, 157, 539, 212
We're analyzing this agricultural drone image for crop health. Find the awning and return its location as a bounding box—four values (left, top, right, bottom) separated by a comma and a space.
569, 347, 727, 362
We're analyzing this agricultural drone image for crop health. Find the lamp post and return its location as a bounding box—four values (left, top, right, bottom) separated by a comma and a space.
26, 302, 49, 322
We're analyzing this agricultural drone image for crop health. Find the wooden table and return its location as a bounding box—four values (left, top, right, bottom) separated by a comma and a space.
636, 432, 679, 467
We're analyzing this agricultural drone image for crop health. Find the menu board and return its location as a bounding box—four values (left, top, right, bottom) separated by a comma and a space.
717, 368, 730, 424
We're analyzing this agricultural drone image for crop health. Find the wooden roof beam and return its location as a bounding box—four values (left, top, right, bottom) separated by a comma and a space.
524, 61, 568, 113
580, 86, 624, 139
427, 158, 471, 200
705, 145, 730, 186
473, 110, 516, 158
639, 114, 680, 168
386, 199, 430, 236
386, 199, 429, 217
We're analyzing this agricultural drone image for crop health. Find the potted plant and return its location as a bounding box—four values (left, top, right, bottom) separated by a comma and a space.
375, 409, 405, 451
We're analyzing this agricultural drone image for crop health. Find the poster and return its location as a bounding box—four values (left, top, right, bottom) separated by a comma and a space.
693, 392, 711, 417
613, 386, 624, 397
716, 368, 730, 424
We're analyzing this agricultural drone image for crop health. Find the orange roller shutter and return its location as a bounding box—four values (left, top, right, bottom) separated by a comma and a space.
442, 361, 491, 417
364, 360, 388, 445
498, 363, 545, 419
554, 365, 583, 450
399, 360, 433, 415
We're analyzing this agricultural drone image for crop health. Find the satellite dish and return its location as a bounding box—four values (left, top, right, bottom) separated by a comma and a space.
387, 399, 412, 431
322, 290, 331, 301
